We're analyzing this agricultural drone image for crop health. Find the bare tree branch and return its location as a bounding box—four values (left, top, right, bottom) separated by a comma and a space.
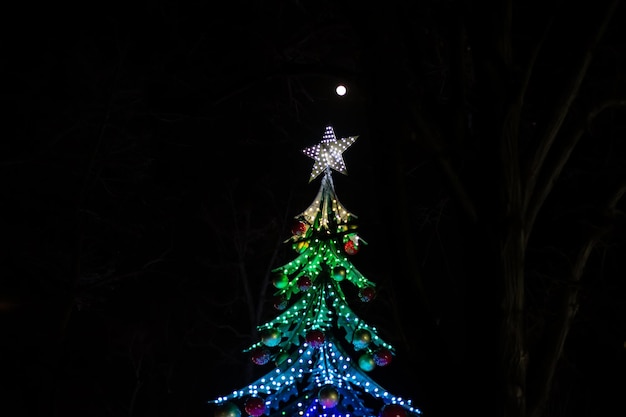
527, 181, 626, 417
522, 0, 620, 214
513, 7, 553, 121
410, 105, 478, 224
524, 99, 626, 245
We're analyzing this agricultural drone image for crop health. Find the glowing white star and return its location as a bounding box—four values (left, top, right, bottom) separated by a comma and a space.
302, 126, 358, 183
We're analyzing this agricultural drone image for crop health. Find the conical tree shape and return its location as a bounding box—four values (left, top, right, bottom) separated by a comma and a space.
210, 126, 421, 417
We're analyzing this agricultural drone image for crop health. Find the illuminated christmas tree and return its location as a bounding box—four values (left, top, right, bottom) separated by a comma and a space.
210, 126, 422, 417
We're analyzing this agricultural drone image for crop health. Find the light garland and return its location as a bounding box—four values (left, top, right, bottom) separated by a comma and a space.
210, 126, 421, 417
302, 126, 358, 183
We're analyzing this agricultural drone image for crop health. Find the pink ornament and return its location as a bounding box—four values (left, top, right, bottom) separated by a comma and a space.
358, 287, 376, 302
379, 404, 407, 417
306, 329, 325, 348
272, 295, 288, 310
297, 275, 312, 291
373, 348, 393, 366
244, 397, 266, 416
250, 348, 271, 365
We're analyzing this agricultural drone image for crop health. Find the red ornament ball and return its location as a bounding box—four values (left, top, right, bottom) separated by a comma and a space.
379, 404, 407, 417
244, 397, 266, 416
272, 295, 288, 310
250, 348, 271, 365
297, 275, 312, 291
344, 239, 359, 255
291, 220, 308, 237
305, 329, 325, 348
318, 385, 340, 408
358, 287, 377, 302
373, 348, 393, 366
215, 402, 241, 417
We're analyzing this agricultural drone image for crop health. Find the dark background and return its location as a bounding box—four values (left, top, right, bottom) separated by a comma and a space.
1, 1, 625, 417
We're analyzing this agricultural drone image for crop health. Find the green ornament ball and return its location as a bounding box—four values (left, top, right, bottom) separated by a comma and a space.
332, 266, 346, 281
275, 350, 289, 365
272, 273, 289, 289
358, 352, 376, 372
261, 328, 281, 347
352, 329, 372, 350
214, 402, 241, 417
318, 385, 340, 408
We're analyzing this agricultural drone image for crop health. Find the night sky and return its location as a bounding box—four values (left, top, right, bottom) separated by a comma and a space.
2, 1, 626, 417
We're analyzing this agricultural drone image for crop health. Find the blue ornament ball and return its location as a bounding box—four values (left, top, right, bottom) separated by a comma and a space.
358, 353, 376, 372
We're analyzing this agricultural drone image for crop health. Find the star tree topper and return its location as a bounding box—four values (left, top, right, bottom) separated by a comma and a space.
302, 125, 358, 182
